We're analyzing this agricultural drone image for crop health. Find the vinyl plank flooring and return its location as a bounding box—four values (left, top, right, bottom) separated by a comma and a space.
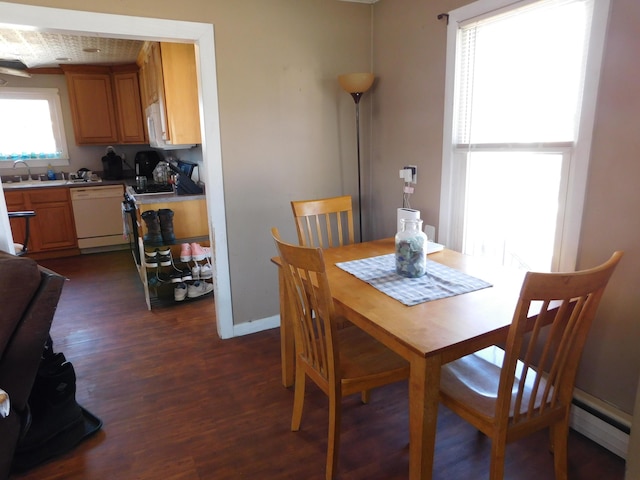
10, 251, 626, 479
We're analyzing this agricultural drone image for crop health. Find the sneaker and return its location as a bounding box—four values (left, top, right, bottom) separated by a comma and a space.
190, 243, 206, 261
180, 243, 192, 262
174, 282, 187, 301
192, 263, 201, 280
157, 248, 172, 267
202, 245, 212, 259
144, 249, 158, 268
170, 265, 193, 283
187, 280, 213, 298
199, 262, 213, 279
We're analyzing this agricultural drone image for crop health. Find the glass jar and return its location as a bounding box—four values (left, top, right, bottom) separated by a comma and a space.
395, 218, 428, 278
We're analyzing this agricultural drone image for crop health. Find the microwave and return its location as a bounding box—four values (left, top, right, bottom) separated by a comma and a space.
145, 102, 195, 150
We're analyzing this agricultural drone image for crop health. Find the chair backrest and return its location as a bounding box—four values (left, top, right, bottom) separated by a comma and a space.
291, 195, 354, 248
497, 251, 623, 427
8, 211, 36, 256
271, 228, 338, 390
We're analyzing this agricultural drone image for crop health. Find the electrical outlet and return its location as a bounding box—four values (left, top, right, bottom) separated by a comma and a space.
403, 165, 417, 184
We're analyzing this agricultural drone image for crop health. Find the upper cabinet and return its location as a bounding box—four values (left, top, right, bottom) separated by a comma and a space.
137, 42, 201, 146
62, 64, 146, 145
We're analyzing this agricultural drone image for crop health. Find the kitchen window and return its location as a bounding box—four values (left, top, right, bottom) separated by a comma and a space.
438, 0, 610, 272
0, 87, 69, 168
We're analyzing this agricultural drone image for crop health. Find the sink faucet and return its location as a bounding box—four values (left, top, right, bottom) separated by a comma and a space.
13, 160, 33, 181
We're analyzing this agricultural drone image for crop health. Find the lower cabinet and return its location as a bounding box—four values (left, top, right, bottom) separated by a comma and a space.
5, 188, 79, 258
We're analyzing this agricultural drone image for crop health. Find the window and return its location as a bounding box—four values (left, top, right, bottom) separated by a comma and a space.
439, 0, 610, 272
0, 87, 69, 167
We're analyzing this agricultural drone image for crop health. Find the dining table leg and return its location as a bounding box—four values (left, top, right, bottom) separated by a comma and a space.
278, 267, 295, 387
409, 354, 441, 480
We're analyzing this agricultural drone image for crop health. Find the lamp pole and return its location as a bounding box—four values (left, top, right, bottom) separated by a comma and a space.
338, 73, 374, 243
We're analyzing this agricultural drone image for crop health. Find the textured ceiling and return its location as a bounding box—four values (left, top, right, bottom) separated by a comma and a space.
0, 29, 143, 69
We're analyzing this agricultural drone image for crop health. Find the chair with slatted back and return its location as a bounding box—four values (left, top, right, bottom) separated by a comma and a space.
7, 211, 35, 256
291, 195, 354, 248
271, 228, 409, 479
439, 251, 623, 480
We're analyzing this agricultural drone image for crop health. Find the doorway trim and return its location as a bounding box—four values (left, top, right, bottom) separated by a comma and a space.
0, 1, 234, 339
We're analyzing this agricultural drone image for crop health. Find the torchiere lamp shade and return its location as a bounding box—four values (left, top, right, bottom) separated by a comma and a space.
338, 73, 374, 97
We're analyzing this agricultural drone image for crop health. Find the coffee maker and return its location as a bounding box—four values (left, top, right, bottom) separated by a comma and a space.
101, 149, 124, 180
134, 150, 162, 179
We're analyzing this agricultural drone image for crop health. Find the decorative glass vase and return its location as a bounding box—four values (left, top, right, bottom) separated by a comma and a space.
395, 218, 427, 278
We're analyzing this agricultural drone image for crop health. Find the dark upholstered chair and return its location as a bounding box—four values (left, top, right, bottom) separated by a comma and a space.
0, 250, 65, 478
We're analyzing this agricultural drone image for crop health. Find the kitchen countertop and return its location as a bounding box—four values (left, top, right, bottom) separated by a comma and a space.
124, 185, 205, 204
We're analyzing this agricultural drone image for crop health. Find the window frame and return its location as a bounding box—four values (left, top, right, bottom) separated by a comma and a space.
438, 0, 611, 272
0, 87, 70, 169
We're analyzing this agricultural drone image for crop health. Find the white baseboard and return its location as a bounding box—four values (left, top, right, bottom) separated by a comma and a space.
570, 389, 631, 459
232, 314, 280, 337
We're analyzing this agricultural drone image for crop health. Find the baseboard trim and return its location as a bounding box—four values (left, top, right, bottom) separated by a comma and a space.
571, 389, 631, 459
232, 314, 280, 337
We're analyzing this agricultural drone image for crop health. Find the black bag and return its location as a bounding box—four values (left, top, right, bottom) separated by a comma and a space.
11, 337, 102, 473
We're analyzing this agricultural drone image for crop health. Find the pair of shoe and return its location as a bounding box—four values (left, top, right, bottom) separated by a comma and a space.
144, 248, 172, 268
191, 261, 213, 280
170, 265, 192, 283
180, 243, 211, 262
174, 281, 213, 301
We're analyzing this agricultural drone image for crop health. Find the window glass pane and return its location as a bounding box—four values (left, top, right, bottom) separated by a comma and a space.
0, 99, 59, 157
463, 151, 563, 271
456, 0, 591, 144
0, 88, 68, 162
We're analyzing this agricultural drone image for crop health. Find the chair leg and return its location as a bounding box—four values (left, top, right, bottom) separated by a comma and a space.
551, 420, 569, 480
489, 438, 507, 480
360, 390, 370, 404
291, 364, 306, 431
326, 389, 342, 480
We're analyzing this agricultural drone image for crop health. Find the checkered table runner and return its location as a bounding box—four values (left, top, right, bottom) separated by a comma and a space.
336, 253, 492, 306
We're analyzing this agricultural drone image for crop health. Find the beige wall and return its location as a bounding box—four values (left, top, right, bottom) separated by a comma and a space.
372, 0, 640, 415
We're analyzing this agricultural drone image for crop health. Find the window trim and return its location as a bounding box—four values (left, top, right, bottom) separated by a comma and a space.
0, 87, 70, 169
438, 0, 611, 272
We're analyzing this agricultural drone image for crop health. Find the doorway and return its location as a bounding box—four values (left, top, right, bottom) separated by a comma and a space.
0, 1, 233, 339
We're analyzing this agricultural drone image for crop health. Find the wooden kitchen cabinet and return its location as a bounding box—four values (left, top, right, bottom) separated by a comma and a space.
5, 188, 79, 259
63, 64, 146, 145
137, 42, 201, 146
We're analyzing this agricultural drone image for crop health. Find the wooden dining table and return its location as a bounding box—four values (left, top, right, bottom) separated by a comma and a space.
273, 237, 527, 480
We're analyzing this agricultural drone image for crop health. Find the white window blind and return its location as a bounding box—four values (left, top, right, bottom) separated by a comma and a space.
455, 0, 593, 147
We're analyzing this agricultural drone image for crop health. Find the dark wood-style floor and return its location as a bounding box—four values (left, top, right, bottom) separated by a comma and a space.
10, 250, 625, 479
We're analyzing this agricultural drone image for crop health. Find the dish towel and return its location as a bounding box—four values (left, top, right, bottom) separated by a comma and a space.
336, 253, 492, 306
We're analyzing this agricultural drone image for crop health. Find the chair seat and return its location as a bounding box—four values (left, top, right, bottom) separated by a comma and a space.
337, 323, 409, 389
441, 349, 552, 421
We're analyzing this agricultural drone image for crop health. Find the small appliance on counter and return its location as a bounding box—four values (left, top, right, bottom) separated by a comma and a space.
101, 146, 124, 180
134, 150, 162, 179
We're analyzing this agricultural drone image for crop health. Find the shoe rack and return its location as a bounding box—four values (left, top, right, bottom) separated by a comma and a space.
137, 238, 213, 309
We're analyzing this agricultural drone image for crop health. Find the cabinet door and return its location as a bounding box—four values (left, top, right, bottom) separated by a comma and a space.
64, 67, 119, 145
28, 188, 78, 252
160, 43, 202, 146
112, 71, 146, 144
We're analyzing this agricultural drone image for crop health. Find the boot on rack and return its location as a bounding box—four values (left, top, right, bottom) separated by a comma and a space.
158, 209, 176, 244
141, 210, 163, 246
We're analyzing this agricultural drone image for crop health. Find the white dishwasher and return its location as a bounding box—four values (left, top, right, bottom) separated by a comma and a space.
71, 185, 125, 249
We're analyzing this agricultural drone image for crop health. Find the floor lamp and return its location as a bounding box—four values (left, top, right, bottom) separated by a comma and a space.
338, 72, 374, 242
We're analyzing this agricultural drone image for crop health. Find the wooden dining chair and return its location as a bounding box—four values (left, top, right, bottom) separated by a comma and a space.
271, 228, 409, 479
291, 195, 354, 248
438, 251, 623, 480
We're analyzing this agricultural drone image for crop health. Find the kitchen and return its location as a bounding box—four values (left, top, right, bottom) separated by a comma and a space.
0, 31, 213, 310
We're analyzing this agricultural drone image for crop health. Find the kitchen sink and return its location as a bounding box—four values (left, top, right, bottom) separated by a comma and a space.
2, 179, 69, 189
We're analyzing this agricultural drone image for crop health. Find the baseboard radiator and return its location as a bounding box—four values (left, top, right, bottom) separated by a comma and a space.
571, 388, 631, 459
